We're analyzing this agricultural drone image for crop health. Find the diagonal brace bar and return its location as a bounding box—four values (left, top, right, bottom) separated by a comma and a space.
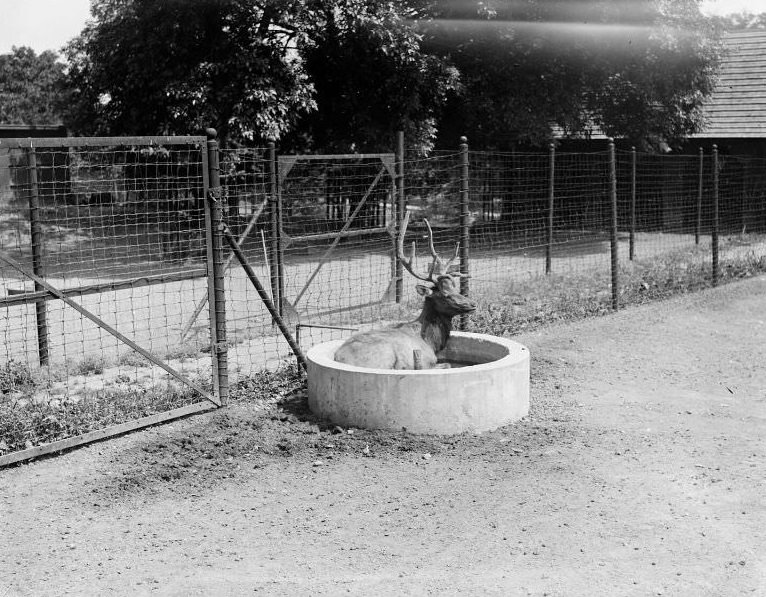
220, 224, 308, 371
0, 253, 220, 407
292, 166, 385, 308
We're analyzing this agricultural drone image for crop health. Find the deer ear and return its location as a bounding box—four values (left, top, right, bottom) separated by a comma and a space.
415, 284, 434, 297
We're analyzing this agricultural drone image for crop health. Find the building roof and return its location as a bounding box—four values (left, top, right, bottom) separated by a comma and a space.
693, 30, 766, 139
0, 124, 67, 139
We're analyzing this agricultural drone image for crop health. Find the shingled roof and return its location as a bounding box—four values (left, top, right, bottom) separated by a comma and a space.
694, 30, 766, 139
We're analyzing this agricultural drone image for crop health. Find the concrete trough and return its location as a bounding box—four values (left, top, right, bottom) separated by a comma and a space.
306, 332, 530, 434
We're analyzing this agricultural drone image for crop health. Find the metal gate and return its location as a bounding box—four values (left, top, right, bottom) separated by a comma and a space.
0, 134, 226, 466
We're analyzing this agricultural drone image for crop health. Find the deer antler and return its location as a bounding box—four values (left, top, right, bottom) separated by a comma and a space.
398, 209, 465, 282
423, 219, 463, 277
397, 209, 433, 282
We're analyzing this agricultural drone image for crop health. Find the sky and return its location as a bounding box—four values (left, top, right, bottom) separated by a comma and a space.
0, 0, 765, 55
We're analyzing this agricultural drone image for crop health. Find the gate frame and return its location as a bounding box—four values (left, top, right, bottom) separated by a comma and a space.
0, 134, 224, 467
276, 151, 397, 313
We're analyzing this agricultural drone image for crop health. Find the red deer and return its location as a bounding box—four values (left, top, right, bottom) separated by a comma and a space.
334, 209, 476, 369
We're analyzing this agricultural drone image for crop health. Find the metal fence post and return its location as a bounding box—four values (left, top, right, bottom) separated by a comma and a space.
608, 139, 619, 310
546, 142, 555, 274
696, 147, 703, 245
712, 145, 720, 286
629, 146, 636, 261
27, 147, 49, 366
395, 130, 405, 303
459, 136, 470, 330
267, 140, 283, 318
205, 128, 228, 406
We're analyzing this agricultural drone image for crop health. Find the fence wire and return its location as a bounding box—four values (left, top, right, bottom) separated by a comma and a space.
0, 137, 213, 456
3, 135, 766, 462
218, 150, 398, 372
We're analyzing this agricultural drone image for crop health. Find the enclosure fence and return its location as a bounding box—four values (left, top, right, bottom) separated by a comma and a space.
1, 131, 765, 465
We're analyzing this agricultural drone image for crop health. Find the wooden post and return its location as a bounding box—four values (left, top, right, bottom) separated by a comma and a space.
712, 145, 719, 286
546, 142, 555, 274
395, 130, 405, 303
204, 128, 229, 406
629, 146, 636, 261
459, 136, 470, 331
27, 147, 49, 366
608, 139, 619, 310
696, 147, 703, 245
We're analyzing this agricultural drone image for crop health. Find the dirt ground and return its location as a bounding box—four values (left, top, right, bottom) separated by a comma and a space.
1, 276, 765, 597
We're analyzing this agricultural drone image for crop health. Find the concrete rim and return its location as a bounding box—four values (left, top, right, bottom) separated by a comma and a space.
306, 331, 526, 374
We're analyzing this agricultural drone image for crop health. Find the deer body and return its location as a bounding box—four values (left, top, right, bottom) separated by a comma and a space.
334, 212, 476, 370
334, 323, 438, 370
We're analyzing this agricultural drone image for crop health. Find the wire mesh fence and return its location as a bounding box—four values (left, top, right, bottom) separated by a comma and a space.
0, 136, 216, 462
2, 132, 766, 464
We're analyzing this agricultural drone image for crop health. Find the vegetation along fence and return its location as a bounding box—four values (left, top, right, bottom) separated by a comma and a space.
1, 131, 765, 465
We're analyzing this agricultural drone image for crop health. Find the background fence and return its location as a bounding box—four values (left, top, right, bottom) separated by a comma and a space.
2, 132, 765, 464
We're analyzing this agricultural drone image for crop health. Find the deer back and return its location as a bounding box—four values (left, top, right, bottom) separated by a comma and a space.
334, 324, 437, 370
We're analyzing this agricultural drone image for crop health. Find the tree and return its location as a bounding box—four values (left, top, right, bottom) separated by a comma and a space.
63, 0, 457, 152
64, 0, 316, 145
417, 0, 723, 150
711, 11, 766, 29
0, 47, 69, 125
288, 1, 458, 153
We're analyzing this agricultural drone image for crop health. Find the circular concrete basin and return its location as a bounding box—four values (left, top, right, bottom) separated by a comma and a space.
306, 332, 530, 434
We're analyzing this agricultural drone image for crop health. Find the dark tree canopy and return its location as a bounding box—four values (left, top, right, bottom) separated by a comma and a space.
44, 0, 724, 152
418, 0, 722, 150
64, 0, 317, 146
287, 2, 459, 153
0, 47, 69, 125
63, 0, 457, 152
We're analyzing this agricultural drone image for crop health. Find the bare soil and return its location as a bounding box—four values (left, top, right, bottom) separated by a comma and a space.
1, 276, 765, 597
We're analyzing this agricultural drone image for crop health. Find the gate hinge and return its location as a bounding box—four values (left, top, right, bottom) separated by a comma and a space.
211, 342, 228, 354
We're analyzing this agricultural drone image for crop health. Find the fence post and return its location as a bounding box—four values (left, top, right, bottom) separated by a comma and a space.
696, 147, 703, 245
608, 138, 619, 310
546, 142, 555, 274
267, 140, 283, 317
27, 147, 49, 366
459, 136, 470, 331
395, 130, 405, 303
629, 146, 636, 261
712, 145, 719, 286
205, 128, 229, 406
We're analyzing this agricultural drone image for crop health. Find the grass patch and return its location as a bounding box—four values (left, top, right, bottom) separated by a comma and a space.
0, 374, 211, 456
468, 239, 766, 336
229, 363, 305, 405
73, 355, 106, 376
0, 359, 36, 395
117, 350, 150, 368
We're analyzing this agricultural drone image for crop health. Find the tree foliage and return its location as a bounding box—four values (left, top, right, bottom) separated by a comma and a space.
0, 47, 68, 125
711, 11, 766, 30
419, 0, 722, 150
63, 0, 457, 151
64, 0, 316, 145
52, 0, 724, 152
289, 1, 459, 153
